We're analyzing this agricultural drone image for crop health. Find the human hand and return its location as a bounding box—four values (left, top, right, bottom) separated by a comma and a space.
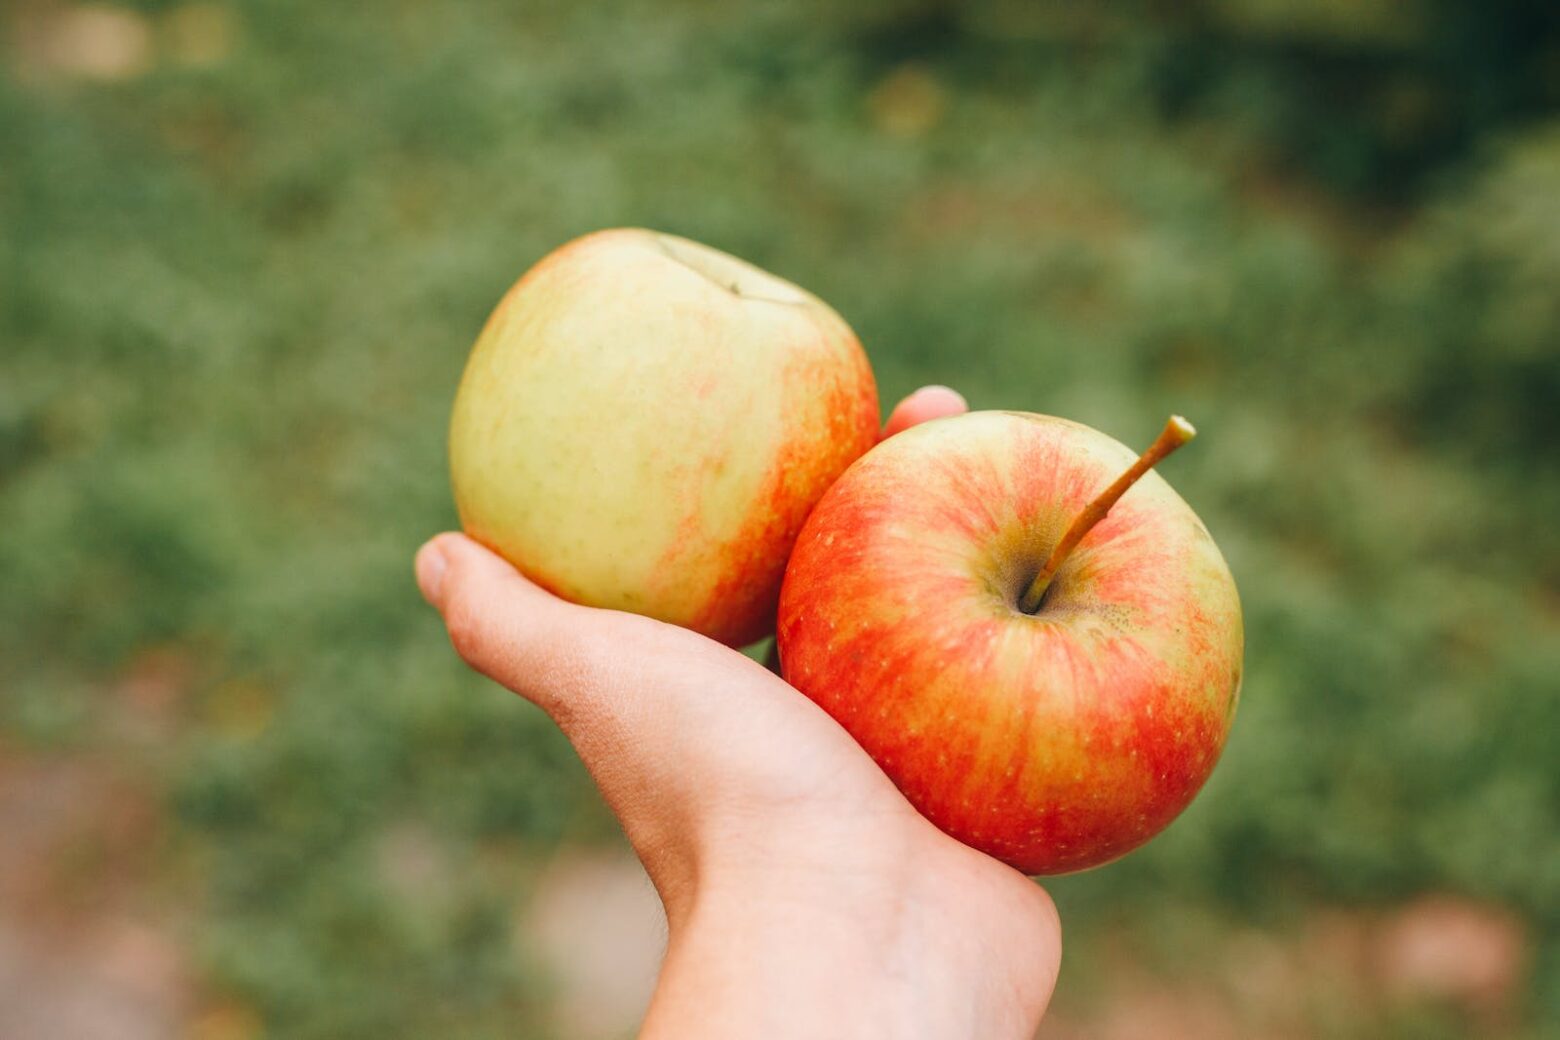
415, 386, 1061, 1039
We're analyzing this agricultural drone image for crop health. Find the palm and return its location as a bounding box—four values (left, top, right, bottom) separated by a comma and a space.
544, 603, 1062, 1027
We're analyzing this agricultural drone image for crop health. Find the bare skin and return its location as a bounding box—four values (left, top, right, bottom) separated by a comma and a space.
415, 386, 1061, 1039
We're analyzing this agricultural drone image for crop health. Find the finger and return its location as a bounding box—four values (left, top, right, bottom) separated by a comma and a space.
880, 385, 967, 440
416, 532, 616, 724
416, 532, 763, 738
415, 530, 798, 890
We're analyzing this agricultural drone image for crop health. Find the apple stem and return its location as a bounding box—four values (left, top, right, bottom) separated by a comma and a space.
1017, 415, 1197, 615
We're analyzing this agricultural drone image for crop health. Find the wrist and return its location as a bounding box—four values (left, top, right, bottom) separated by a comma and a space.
644, 822, 1054, 1040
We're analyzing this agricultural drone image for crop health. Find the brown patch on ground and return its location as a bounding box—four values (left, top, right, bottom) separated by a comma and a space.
8, 2, 153, 83
0, 750, 193, 1040
1040, 897, 1531, 1040
519, 849, 666, 1040
8, 1, 239, 85
1375, 895, 1528, 1027
0, 644, 211, 1037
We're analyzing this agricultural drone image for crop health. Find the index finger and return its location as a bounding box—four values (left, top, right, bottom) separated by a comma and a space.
880, 385, 968, 440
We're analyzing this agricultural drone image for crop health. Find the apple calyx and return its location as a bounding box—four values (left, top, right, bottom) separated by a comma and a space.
1017, 415, 1197, 615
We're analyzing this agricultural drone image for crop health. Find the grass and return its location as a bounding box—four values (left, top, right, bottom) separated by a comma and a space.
3, 1, 1557, 1036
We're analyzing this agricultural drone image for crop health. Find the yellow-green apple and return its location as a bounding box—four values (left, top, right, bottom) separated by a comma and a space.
450, 228, 879, 647
777, 411, 1243, 874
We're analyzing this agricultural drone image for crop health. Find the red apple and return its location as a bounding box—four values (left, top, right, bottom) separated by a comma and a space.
776, 411, 1243, 875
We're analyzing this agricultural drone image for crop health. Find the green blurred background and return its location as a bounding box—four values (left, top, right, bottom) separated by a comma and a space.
3, 1, 1558, 1037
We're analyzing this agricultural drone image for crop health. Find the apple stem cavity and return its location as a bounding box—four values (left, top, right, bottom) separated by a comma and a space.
1018, 415, 1197, 615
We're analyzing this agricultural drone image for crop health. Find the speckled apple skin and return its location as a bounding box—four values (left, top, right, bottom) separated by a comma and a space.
777, 411, 1243, 875
451, 229, 879, 647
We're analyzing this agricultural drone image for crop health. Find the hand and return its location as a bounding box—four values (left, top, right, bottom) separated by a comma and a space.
415, 386, 1061, 1039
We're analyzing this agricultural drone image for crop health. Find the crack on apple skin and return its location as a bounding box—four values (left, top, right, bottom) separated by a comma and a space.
1225, 662, 1243, 720
649, 231, 814, 307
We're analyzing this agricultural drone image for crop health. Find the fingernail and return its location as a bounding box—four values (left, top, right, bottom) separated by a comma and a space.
415, 541, 448, 605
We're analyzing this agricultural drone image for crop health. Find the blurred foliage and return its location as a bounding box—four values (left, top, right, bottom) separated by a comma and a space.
2, 0, 1558, 1036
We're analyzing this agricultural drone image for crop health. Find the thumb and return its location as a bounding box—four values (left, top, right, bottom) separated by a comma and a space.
415, 532, 619, 727
415, 531, 766, 895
